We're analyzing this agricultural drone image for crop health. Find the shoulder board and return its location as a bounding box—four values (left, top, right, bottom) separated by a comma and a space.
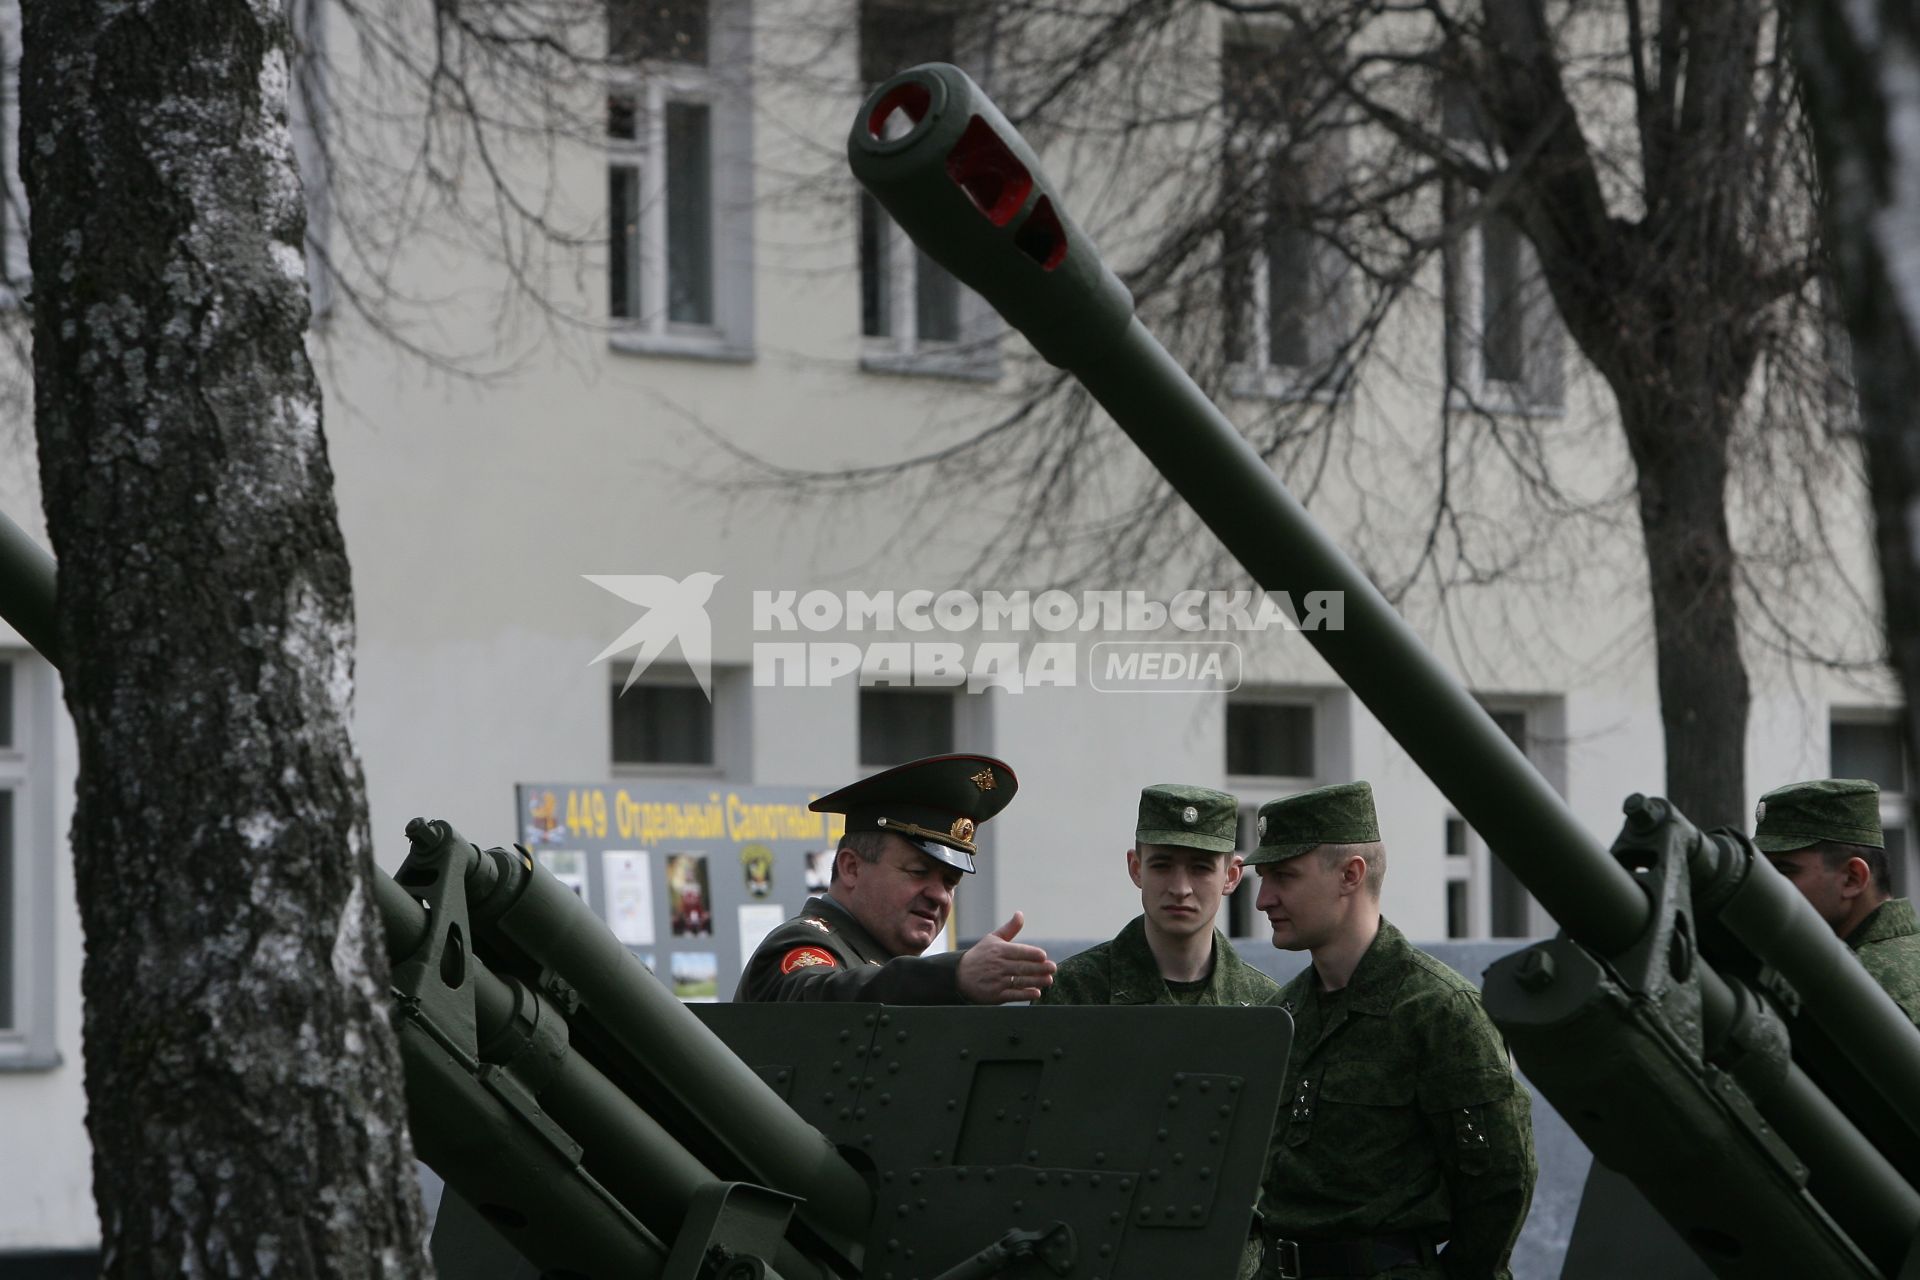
801, 916, 833, 934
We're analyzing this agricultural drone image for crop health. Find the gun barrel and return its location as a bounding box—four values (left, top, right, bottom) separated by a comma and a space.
849, 62, 1647, 955
0, 509, 59, 674
406, 825, 874, 1260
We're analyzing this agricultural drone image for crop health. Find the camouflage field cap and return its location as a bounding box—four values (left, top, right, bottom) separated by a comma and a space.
810, 753, 1017, 874
1753, 778, 1883, 853
1135, 784, 1239, 854
1244, 781, 1380, 865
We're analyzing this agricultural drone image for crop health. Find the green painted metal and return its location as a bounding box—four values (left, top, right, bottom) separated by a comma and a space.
0, 509, 57, 670
847, 61, 1920, 1277
848, 62, 1648, 957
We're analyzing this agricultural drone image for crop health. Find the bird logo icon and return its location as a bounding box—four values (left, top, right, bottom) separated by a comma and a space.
585, 572, 724, 699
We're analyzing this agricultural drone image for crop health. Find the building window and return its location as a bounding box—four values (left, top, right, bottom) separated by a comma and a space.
1832, 714, 1913, 896
856, 2, 998, 379
1220, 36, 1346, 398
1445, 701, 1558, 938
1225, 694, 1326, 937
606, 0, 753, 358
1225, 699, 1315, 781
1441, 89, 1563, 412
0, 654, 56, 1068
1444, 816, 1471, 938
859, 688, 955, 767
612, 678, 715, 767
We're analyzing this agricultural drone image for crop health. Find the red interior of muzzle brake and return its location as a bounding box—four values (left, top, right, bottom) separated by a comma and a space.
867, 80, 932, 142
1014, 196, 1068, 271
945, 115, 1034, 227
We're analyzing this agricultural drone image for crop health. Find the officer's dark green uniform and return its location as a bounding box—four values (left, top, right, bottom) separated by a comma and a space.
734, 754, 1014, 1003
1247, 783, 1535, 1280
1756, 778, 1920, 1024
1041, 785, 1283, 1008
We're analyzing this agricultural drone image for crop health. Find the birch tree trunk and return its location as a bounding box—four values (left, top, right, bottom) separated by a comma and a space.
18, 1, 430, 1273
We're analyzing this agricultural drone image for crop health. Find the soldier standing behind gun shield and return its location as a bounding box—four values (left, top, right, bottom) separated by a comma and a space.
1756, 778, 1920, 1024
1039, 783, 1285, 1279
1247, 782, 1535, 1280
734, 754, 1056, 1004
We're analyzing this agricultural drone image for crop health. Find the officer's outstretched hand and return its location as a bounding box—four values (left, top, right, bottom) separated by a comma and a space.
957, 911, 1056, 1004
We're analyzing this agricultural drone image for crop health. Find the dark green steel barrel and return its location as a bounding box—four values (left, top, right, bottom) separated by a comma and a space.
849, 61, 1644, 954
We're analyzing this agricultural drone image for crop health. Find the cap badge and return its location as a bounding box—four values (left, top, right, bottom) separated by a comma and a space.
950, 817, 976, 843
1182, 805, 1199, 825
971, 768, 997, 792
1258, 816, 1268, 839
1755, 800, 1766, 824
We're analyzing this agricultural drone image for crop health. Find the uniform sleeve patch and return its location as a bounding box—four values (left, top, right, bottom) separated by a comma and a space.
780, 946, 839, 974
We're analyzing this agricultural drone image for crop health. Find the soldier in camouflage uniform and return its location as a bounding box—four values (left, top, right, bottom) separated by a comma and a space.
1756, 778, 1920, 1024
1041, 784, 1283, 1007
734, 754, 1056, 1004
1247, 782, 1535, 1280
1041, 784, 1284, 1279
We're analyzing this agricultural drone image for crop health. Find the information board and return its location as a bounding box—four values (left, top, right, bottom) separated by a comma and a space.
514, 781, 849, 1001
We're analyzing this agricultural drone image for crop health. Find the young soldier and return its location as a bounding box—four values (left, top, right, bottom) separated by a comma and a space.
1248, 781, 1534, 1280
1041, 784, 1282, 1007
735, 753, 1055, 1004
1756, 777, 1920, 1024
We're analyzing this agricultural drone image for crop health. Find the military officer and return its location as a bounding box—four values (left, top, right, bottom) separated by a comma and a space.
1756, 778, 1920, 1023
1248, 781, 1535, 1280
734, 753, 1056, 1004
1041, 784, 1283, 1008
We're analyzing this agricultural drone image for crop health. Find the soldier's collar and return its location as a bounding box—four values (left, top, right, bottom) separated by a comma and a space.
1340, 916, 1410, 1016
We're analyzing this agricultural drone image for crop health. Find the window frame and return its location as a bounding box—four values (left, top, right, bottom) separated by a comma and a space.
610, 668, 725, 777
855, 0, 1001, 381
0, 653, 59, 1071
1218, 32, 1351, 403
606, 0, 755, 362
1444, 696, 1565, 939
1438, 83, 1565, 416
1830, 708, 1913, 896
857, 685, 959, 769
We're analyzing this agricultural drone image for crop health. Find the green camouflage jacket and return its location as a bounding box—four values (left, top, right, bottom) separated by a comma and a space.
1037, 916, 1287, 1008
1850, 897, 1920, 1025
1258, 919, 1535, 1280
732, 895, 964, 1003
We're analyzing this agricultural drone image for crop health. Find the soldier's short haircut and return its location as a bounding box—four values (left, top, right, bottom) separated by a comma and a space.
832, 830, 893, 884
1318, 840, 1386, 897
1810, 839, 1892, 897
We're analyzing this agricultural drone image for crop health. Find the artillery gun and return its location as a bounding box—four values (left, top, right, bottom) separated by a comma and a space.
7, 56, 1920, 1280
847, 62, 1920, 1278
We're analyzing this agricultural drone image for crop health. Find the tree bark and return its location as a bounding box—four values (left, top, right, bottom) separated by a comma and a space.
1792, 0, 1920, 811
1472, 0, 1767, 829
20, 2, 429, 1275
1622, 410, 1751, 829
